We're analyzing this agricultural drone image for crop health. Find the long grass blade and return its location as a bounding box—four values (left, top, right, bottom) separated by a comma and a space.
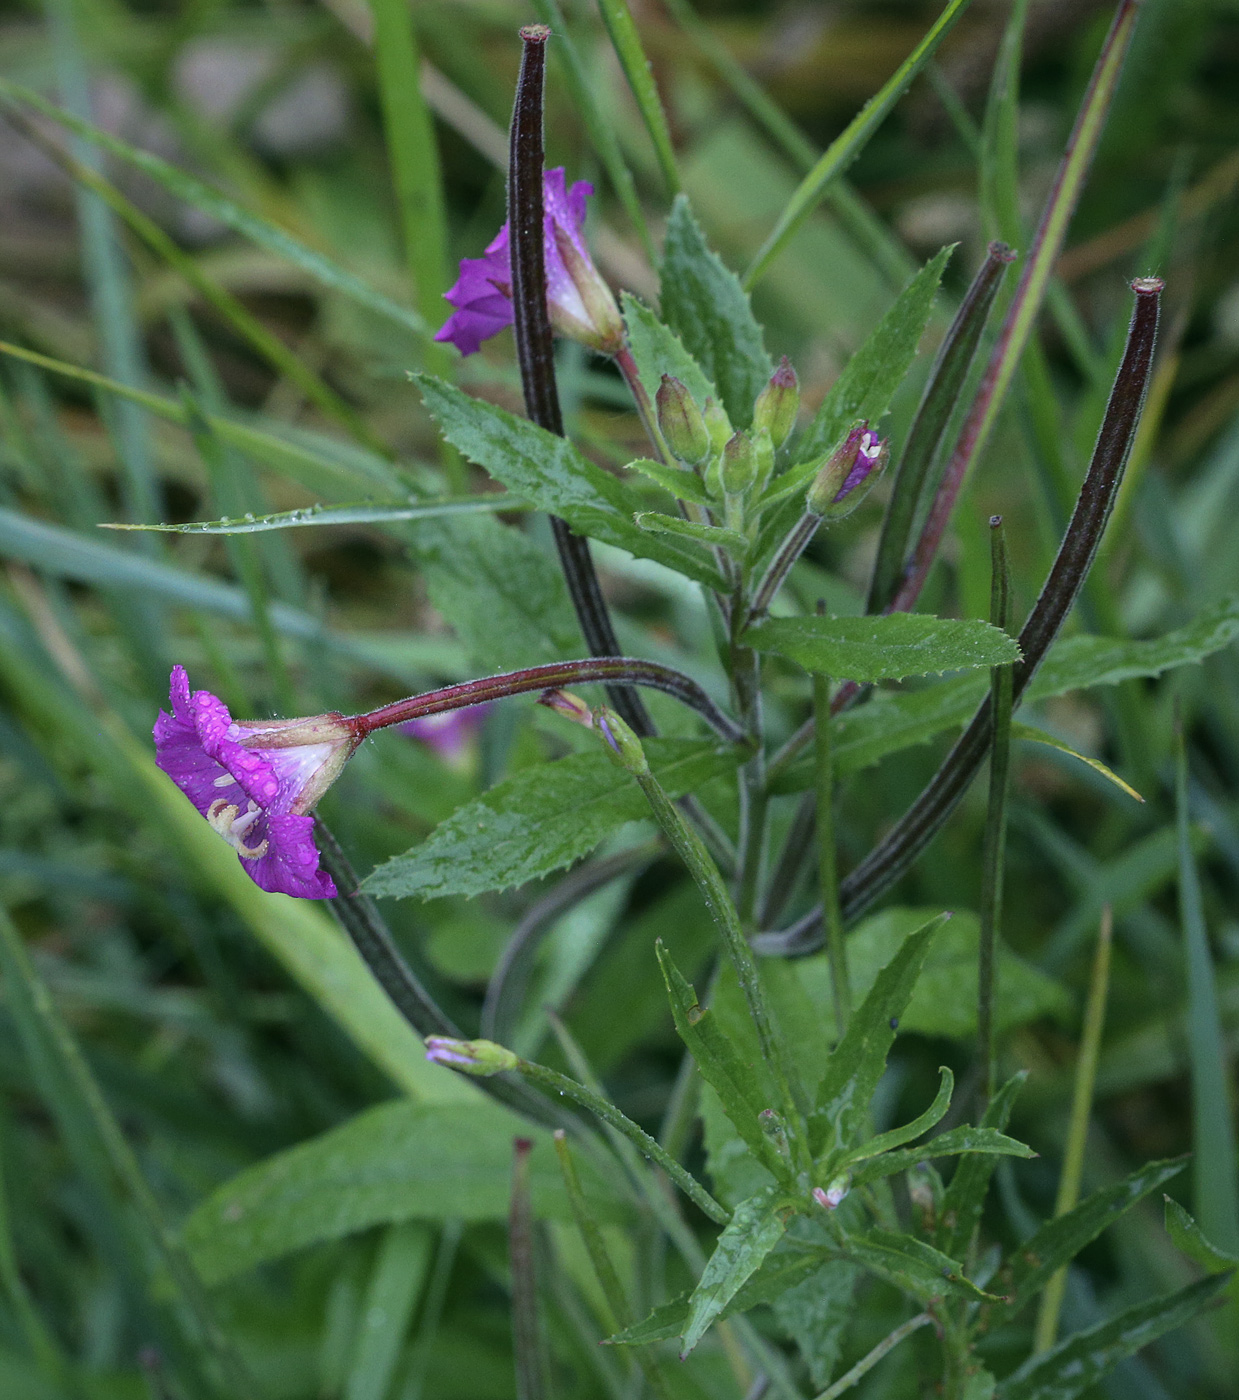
509, 1138, 549, 1400
594, 0, 680, 196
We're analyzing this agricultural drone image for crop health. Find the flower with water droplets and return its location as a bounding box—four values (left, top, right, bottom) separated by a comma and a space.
435, 168, 623, 357
153, 666, 360, 898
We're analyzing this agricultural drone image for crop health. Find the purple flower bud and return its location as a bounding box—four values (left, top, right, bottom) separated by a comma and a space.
805, 424, 889, 519
812, 1174, 850, 1211
656, 375, 710, 465
538, 688, 594, 727
753, 357, 800, 450
397, 703, 490, 765
153, 666, 359, 898
424, 1036, 520, 1076
435, 169, 623, 357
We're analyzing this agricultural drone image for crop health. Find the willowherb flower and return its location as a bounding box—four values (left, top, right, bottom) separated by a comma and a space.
154, 666, 360, 899
397, 703, 491, 765
424, 1036, 520, 1076
435, 168, 624, 357
805, 423, 889, 519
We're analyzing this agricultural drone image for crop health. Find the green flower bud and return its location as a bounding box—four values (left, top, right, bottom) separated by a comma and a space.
656, 375, 709, 464
752, 426, 775, 494
702, 397, 732, 454
425, 1037, 520, 1076
804, 424, 888, 519
592, 706, 649, 776
753, 356, 800, 449
721, 431, 757, 498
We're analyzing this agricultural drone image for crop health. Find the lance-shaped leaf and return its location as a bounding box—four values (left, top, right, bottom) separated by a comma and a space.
810, 914, 947, 1157
842, 1067, 955, 1168
105, 495, 529, 535
938, 1071, 1027, 1259
414, 375, 725, 587
621, 292, 716, 407
994, 1156, 1188, 1321
680, 1187, 789, 1355
850, 1125, 1035, 1189
745, 614, 1019, 684
626, 457, 714, 506
365, 740, 740, 900
843, 1228, 998, 1304
635, 512, 749, 556
995, 1274, 1233, 1400
660, 197, 772, 427
656, 941, 787, 1179
1164, 1197, 1239, 1280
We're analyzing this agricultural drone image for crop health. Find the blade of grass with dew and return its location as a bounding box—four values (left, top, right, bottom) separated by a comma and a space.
1033, 908, 1114, 1353
742, 0, 973, 290
0, 80, 430, 340
106, 495, 529, 534
1176, 723, 1239, 1252
593, 0, 680, 197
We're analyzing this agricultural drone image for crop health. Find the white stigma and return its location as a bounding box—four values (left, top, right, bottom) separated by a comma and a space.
206, 799, 270, 860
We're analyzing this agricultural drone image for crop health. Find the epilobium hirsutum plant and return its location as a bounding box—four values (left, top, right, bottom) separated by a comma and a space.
8, 0, 1239, 1397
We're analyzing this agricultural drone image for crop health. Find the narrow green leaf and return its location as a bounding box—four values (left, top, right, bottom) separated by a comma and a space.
626, 457, 714, 506
635, 511, 748, 555
996, 1157, 1188, 1320
660, 197, 772, 427
414, 374, 725, 586
745, 613, 1019, 684
995, 1274, 1233, 1400
1164, 1197, 1239, 1277
364, 740, 741, 900
595, 0, 680, 194
345, 1223, 433, 1400
104, 495, 526, 535
794, 245, 953, 465
182, 1100, 626, 1285
655, 941, 785, 1177
681, 1187, 788, 1354
842, 1066, 954, 1167
938, 1071, 1028, 1259
1011, 722, 1143, 803
810, 914, 947, 1158
621, 292, 716, 408
849, 1125, 1035, 1189
844, 1228, 996, 1304
743, 0, 972, 287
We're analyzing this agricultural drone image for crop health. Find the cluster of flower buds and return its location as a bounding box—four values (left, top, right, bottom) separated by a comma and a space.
805, 423, 889, 520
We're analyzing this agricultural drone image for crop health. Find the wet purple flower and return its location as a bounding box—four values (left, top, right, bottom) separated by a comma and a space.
154, 666, 360, 899
434, 168, 623, 357
398, 703, 490, 764
805, 424, 889, 519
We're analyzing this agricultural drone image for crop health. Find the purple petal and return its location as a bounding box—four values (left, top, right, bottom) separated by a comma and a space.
435, 225, 514, 357
245, 813, 337, 899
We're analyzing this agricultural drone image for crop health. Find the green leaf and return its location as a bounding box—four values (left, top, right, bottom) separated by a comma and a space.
794, 245, 954, 465
1164, 1197, 1239, 1277
849, 1125, 1035, 1189
681, 1187, 788, 1354
345, 1223, 433, 1400
103, 495, 528, 535
772, 595, 1239, 792
771, 1261, 860, 1390
996, 1157, 1188, 1320
655, 941, 785, 1178
595, 0, 680, 193
1011, 721, 1143, 803
844, 1228, 997, 1304
621, 292, 716, 408
635, 511, 749, 555
626, 457, 714, 506
810, 914, 946, 1159
746, 613, 1019, 683
364, 740, 740, 900
842, 1066, 955, 1167
995, 1274, 1233, 1400
660, 196, 772, 427
938, 1072, 1028, 1258
414, 374, 725, 586
183, 1099, 626, 1284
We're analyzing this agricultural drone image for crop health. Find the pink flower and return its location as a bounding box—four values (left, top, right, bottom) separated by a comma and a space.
435, 168, 623, 357
398, 703, 490, 765
154, 666, 359, 899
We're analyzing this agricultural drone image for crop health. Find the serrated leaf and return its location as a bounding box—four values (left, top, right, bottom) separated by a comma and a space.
842, 1067, 954, 1168
938, 1072, 1028, 1258
795, 245, 953, 463
364, 740, 740, 900
995, 1274, 1233, 1400
414, 375, 725, 587
844, 1228, 997, 1304
746, 613, 1019, 683
850, 1126, 1035, 1189
621, 292, 716, 407
996, 1157, 1188, 1320
635, 511, 749, 555
660, 196, 772, 426
182, 1100, 626, 1284
626, 456, 714, 505
681, 1187, 788, 1354
655, 942, 786, 1178
772, 1261, 860, 1390
810, 914, 947, 1159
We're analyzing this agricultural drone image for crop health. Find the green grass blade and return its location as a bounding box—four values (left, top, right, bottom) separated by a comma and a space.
980, 0, 1029, 247
1176, 726, 1239, 1252
345, 1222, 433, 1400
594, 0, 680, 196
104, 495, 528, 534
742, 0, 973, 290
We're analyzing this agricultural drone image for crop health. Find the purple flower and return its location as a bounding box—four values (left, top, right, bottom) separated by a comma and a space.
805, 424, 889, 519
154, 666, 360, 899
435, 168, 624, 357
398, 703, 490, 764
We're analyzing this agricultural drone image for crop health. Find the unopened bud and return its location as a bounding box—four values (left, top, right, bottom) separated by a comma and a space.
592, 706, 649, 776
656, 375, 709, 464
702, 397, 732, 454
812, 1174, 850, 1211
425, 1037, 519, 1076
721, 431, 757, 498
805, 424, 888, 519
753, 357, 799, 449
539, 689, 593, 726
752, 427, 775, 494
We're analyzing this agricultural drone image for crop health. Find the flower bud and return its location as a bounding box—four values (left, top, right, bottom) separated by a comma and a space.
812, 1174, 850, 1211
804, 423, 888, 519
550, 221, 626, 355
753, 357, 799, 449
656, 375, 709, 465
425, 1037, 520, 1076
721, 431, 757, 498
592, 706, 649, 776
538, 688, 593, 726
702, 397, 732, 454
752, 426, 775, 494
